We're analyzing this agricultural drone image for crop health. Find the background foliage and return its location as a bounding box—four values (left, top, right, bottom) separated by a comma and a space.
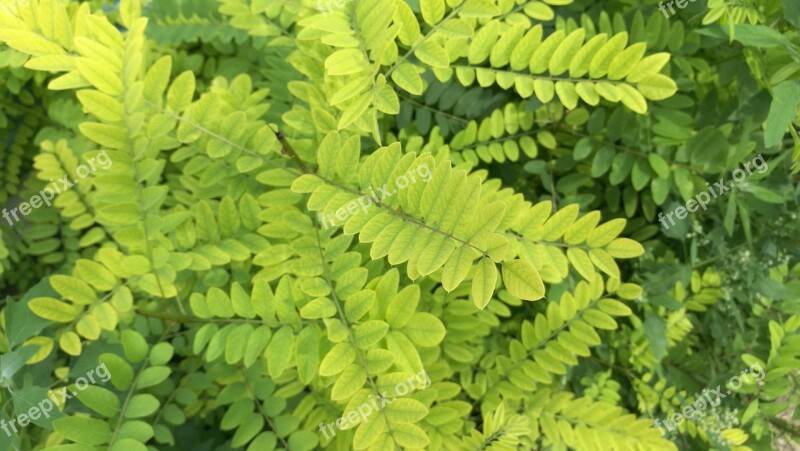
0, 0, 798, 450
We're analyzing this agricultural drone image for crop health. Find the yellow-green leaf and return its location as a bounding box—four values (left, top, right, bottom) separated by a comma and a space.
392, 63, 424, 95
501, 259, 545, 301
28, 297, 80, 322
59, 331, 82, 356
420, 0, 445, 25
605, 238, 644, 258
471, 257, 497, 309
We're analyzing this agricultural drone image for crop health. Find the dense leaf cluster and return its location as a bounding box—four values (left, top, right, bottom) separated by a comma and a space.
0, 0, 798, 450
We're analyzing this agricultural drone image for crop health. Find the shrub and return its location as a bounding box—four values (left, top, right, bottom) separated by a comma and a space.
0, 0, 798, 450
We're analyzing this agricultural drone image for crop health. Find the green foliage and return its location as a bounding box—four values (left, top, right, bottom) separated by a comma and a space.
0, 0, 798, 450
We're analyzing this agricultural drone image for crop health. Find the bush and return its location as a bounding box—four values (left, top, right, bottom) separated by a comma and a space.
0, 0, 798, 450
